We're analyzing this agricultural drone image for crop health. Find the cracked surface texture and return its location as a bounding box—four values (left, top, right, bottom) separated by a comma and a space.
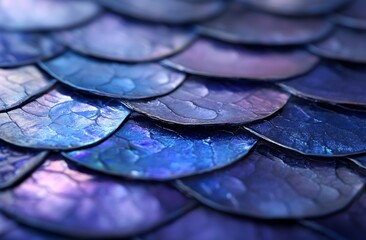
0, 156, 193, 238
247, 98, 366, 156
0, 141, 48, 189
58, 14, 196, 62
0, 86, 130, 150
178, 144, 365, 218
126, 76, 290, 125
163, 38, 318, 80
64, 117, 257, 180
0, 66, 56, 111
40, 52, 186, 99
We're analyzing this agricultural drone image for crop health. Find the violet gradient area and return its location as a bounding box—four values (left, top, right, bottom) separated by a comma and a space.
58, 13, 196, 62
177, 143, 364, 218
40, 51, 186, 99
163, 38, 319, 80
0, 32, 64, 67
247, 98, 366, 156
127, 76, 290, 125
0, 86, 130, 150
0, 155, 193, 238
64, 117, 257, 180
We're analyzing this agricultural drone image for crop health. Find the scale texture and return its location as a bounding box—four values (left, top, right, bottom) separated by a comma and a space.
0, 0, 365, 239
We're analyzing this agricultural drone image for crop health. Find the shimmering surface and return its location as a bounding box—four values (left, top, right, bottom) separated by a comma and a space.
142, 207, 328, 240
100, 0, 226, 24
279, 62, 366, 105
0, 156, 193, 238
0, 32, 64, 67
0, 0, 101, 31
0, 142, 48, 189
0, 66, 56, 111
310, 193, 366, 240
242, 0, 349, 16
40, 52, 186, 99
247, 98, 366, 156
126, 76, 290, 125
199, 4, 333, 45
64, 117, 257, 180
178, 144, 364, 218
336, 0, 366, 29
163, 38, 318, 80
0, 86, 130, 150
310, 27, 366, 63
58, 14, 196, 62
348, 155, 366, 170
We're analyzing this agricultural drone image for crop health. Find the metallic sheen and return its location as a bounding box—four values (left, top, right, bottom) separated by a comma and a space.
0, 0, 101, 31
199, 4, 333, 45
58, 14, 196, 62
40, 51, 186, 99
0, 142, 48, 189
143, 207, 328, 240
163, 38, 319, 80
64, 117, 257, 180
0, 32, 64, 67
0, 86, 130, 150
310, 27, 366, 63
247, 98, 366, 156
0, 156, 193, 238
279, 62, 366, 105
0, 66, 56, 111
177, 144, 365, 218
126, 76, 290, 125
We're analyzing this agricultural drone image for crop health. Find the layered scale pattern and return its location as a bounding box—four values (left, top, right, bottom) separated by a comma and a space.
0, 0, 366, 239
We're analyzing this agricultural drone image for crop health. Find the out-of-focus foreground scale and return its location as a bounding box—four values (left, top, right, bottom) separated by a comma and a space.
0, 0, 365, 239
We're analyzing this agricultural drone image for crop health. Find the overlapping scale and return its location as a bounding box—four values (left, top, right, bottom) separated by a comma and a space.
0, 141, 48, 189
99, 0, 226, 24
142, 207, 328, 240
163, 38, 319, 80
177, 144, 364, 219
279, 61, 366, 105
309, 27, 366, 63
0, 66, 56, 111
247, 98, 366, 157
0, 86, 130, 150
40, 51, 186, 99
63, 116, 257, 180
0, 156, 194, 238
308, 192, 366, 240
198, 3, 333, 45
58, 14, 196, 62
0, 0, 101, 31
0, 32, 64, 67
336, 0, 366, 30
126, 76, 290, 125
241, 0, 349, 16
348, 154, 366, 170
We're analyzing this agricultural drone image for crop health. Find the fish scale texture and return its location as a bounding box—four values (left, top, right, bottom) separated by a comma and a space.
0, 0, 365, 239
